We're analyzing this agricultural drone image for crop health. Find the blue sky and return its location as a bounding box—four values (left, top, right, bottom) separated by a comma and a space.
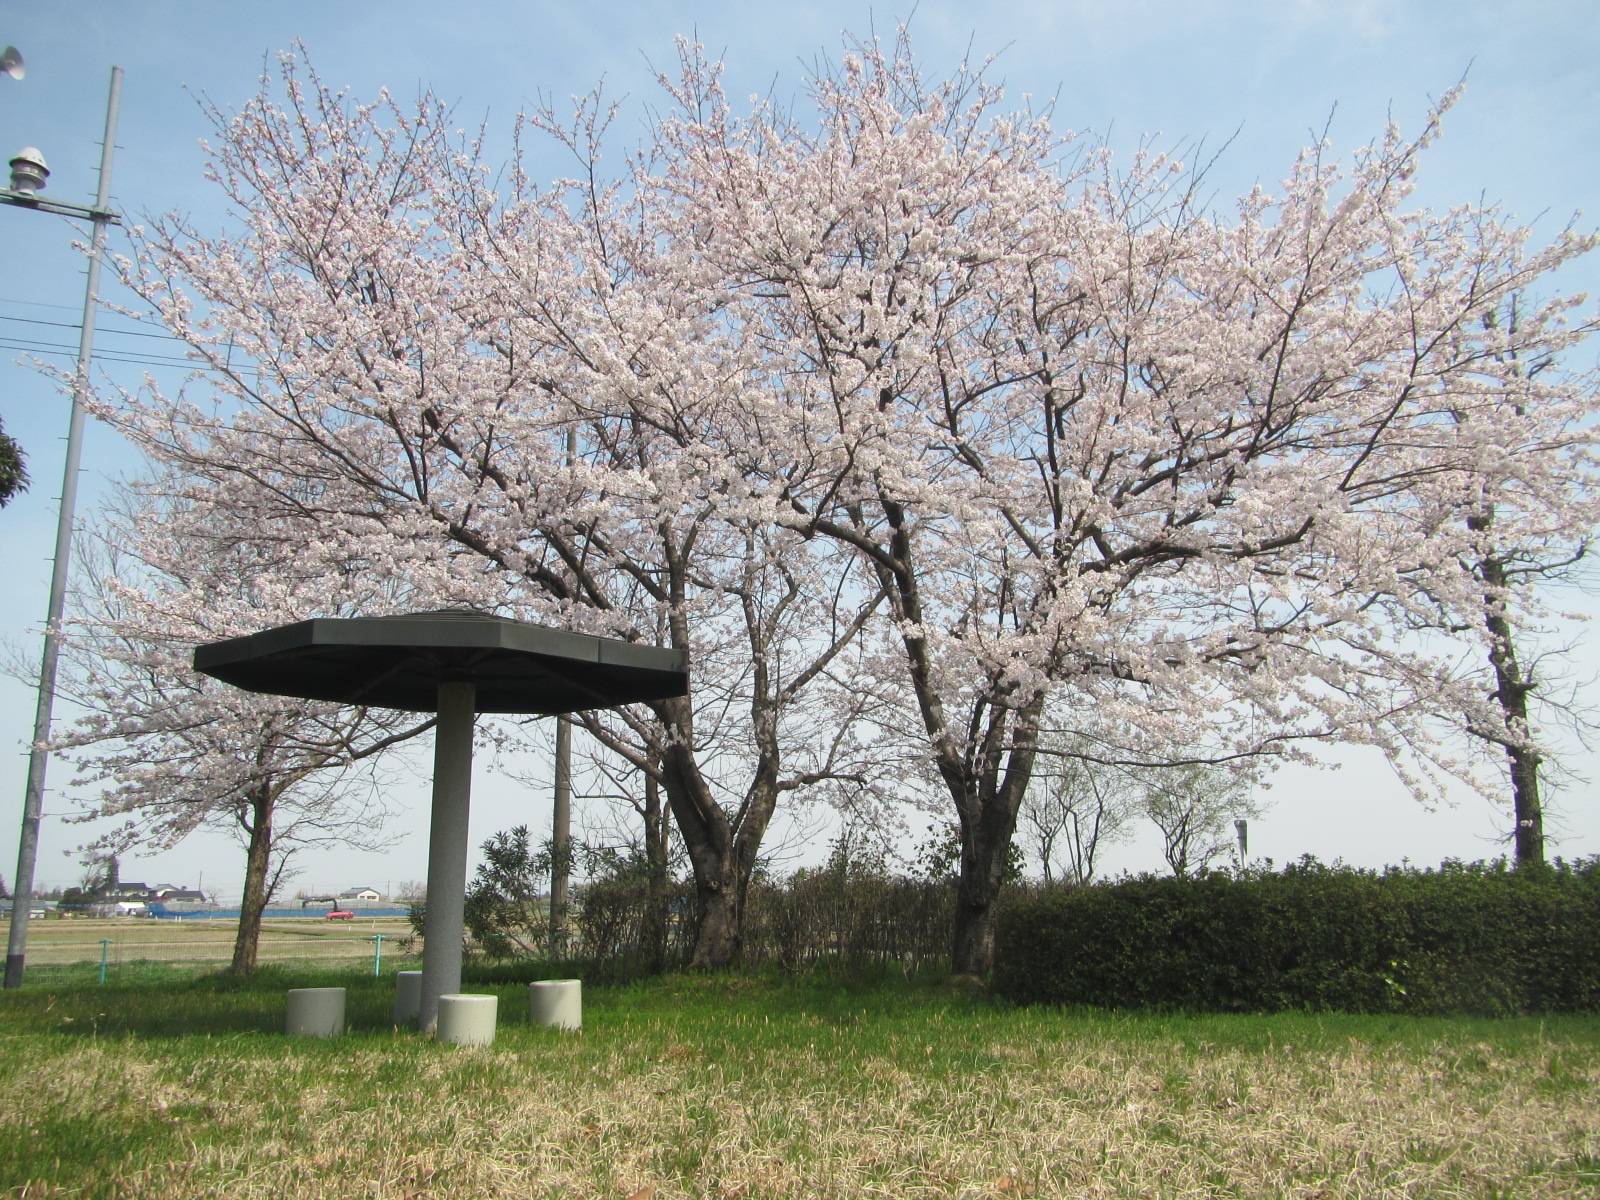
2, 1, 1597, 900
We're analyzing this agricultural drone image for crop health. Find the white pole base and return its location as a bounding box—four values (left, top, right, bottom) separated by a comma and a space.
393, 970, 422, 1025
286, 987, 346, 1038
529, 978, 582, 1030
435, 993, 497, 1047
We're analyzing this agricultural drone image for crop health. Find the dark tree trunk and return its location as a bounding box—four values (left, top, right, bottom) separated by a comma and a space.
641, 765, 671, 973
652, 695, 778, 968
951, 811, 1018, 975
854, 498, 1047, 978
1477, 548, 1544, 868
230, 783, 276, 975
1467, 502, 1545, 869
947, 695, 1045, 976
1507, 737, 1544, 867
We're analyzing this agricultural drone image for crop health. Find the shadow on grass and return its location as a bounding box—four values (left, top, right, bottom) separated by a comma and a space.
3, 960, 988, 1042
0, 964, 427, 1039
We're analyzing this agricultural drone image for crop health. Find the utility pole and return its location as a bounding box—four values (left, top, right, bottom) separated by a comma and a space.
4, 66, 123, 988
551, 715, 571, 955
549, 426, 577, 957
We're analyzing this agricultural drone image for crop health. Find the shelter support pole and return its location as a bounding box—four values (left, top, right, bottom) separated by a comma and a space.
418, 678, 475, 1033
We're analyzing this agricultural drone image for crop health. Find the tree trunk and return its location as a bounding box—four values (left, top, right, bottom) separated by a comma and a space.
1506, 738, 1544, 867
1472, 534, 1545, 868
652, 695, 777, 968
230, 783, 276, 975
1484, 583, 1544, 867
862, 500, 1046, 977
840, 499, 1049, 978
951, 808, 1019, 975
641, 766, 671, 974
948, 705, 1041, 976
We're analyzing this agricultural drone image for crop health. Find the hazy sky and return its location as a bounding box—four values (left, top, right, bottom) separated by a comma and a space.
2, 1, 1597, 901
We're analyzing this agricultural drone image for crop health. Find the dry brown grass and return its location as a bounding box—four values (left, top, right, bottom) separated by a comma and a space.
2, 977, 1596, 1198
19, 916, 412, 972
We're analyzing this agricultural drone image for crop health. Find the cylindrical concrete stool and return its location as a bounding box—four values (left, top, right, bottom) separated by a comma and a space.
529, 978, 582, 1031
435, 993, 497, 1047
286, 987, 346, 1038
393, 970, 422, 1026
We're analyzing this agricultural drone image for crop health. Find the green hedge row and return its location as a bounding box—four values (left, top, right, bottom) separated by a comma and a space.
993, 857, 1600, 1015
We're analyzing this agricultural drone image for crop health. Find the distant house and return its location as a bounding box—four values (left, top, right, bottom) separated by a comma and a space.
102, 882, 153, 901
340, 886, 383, 902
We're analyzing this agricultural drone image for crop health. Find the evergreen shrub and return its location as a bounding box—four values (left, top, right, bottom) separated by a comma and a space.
992, 857, 1600, 1015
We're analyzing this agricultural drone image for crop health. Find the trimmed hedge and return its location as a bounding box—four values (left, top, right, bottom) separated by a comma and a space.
993, 857, 1600, 1015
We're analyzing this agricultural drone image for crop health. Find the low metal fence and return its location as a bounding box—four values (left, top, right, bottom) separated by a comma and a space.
11, 915, 417, 983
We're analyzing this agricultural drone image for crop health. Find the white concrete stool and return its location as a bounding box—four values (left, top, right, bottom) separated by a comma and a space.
529, 978, 582, 1030
435, 993, 497, 1046
393, 970, 422, 1025
286, 987, 345, 1038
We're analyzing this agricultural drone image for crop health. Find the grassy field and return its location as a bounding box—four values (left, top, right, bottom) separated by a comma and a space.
1, 968, 1597, 1199
12, 916, 414, 981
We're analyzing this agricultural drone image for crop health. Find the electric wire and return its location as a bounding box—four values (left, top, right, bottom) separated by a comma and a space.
0, 339, 243, 374
0, 312, 183, 341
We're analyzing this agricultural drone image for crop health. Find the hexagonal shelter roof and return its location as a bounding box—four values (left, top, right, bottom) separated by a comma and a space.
192, 610, 688, 714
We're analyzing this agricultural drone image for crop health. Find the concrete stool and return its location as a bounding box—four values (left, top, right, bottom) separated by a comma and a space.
435, 993, 497, 1047
286, 987, 345, 1038
393, 970, 422, 1025
529, 978, 582, 1030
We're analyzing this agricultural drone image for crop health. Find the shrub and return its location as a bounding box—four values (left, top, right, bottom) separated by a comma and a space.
993, 857, 1600, 1015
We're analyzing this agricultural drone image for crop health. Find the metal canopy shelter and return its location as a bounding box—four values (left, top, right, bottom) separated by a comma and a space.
194, 610, 688, 1031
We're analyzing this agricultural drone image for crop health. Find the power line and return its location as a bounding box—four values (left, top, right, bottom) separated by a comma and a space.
0, 296, 86, 315
0, 313, 185, 342
0, 338, 235, 373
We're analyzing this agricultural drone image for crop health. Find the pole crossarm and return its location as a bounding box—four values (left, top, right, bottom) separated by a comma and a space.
0, 190, 120, 224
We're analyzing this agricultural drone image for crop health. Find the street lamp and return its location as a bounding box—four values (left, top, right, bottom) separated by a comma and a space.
3, 62, 123, 988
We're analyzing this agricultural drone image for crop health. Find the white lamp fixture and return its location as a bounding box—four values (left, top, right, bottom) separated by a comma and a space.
8, 148, 48, 193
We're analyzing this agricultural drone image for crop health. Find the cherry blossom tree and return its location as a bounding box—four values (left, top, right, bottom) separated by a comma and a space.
57, 485, 432, 973
98, 55, 891, 967
93, 37, 1599, 976
641, 37, 1599, 971
1401, 297, 1600, 867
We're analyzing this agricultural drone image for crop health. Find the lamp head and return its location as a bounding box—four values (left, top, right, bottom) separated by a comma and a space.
0, 47, 23, 82
8, 148, 48, 193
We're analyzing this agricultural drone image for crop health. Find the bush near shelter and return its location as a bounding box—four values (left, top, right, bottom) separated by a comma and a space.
993, 857, 1600, 1015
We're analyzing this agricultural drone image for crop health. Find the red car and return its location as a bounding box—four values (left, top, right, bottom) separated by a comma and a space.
326, 909, 356, 920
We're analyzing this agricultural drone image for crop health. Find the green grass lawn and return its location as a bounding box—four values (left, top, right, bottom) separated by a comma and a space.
2, 966, 1597, 1198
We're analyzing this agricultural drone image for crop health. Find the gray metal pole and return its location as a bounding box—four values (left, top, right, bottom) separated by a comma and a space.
549, 422, 577, 958
418, 678, 475, 1033
5, 67, 122, 989
551, 714, 572, 955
